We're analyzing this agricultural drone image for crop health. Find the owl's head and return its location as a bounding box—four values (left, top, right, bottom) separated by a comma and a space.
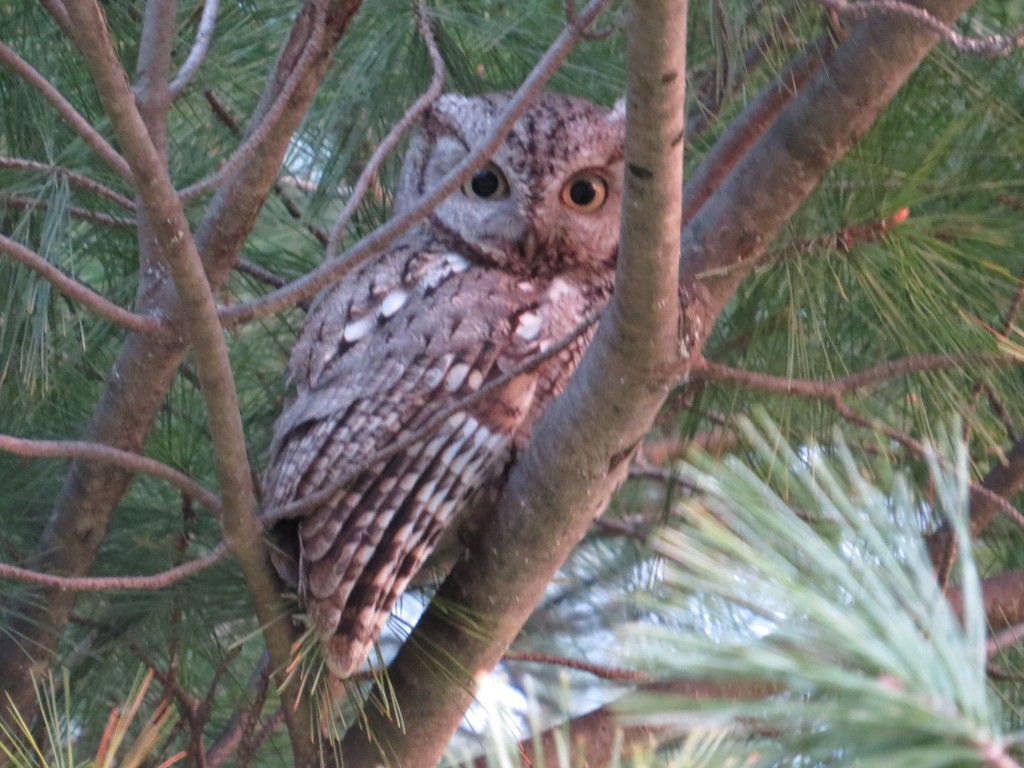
395, 92, 626, 278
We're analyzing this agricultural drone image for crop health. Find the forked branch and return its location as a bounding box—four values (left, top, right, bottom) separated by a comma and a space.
338, 0, 686, 762
0, 41, 132, 181
816, 0, 1024, 56
177, 0, 327, 201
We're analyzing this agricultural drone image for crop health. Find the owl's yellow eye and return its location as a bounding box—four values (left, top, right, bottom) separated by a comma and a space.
560, 172, 608, 213
462, 162, 509, 199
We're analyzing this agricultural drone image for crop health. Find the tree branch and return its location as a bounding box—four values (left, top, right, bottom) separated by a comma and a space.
58, 0, 310, 757
0, 434, 220, 511
815, 0, 1024, 56
682, 30, 835, 227
829, 398, 1024, 542
473, 679, 782, 768
0, 542, 227, 592
202, 91, 329, 248
232, 258, 288, 290
694, 353, 1017, 398
177, 1, 327, 201
192, 0, 364, 278
205, 654, 273, 768
986, 621, 1024, 659
0, 41, 132, 182
324, 0, 444, 256
38, 0, 75, 39
1, 195, 134, 227
169, 0, 220, 98
504, 652, 651, 683
0, 157, 135, 209
929, 436, 1024, 575
947, 567, 1024, 631
675, 0, 979, 367
0, 233, 162, 333
338, 0, 686, 763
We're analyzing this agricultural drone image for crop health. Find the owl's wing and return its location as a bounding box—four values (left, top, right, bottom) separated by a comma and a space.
264, 258, 560, 678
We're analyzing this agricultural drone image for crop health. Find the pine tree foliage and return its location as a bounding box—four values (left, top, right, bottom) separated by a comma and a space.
626, 416, 1004, 767
1, 0, 1024, 764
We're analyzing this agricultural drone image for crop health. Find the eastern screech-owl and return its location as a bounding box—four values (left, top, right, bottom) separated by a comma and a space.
264, 92, 625, 679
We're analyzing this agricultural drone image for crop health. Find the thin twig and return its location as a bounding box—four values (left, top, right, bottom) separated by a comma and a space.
964, 247, 1024, 444
0, 157, 135, 209
987, 620, 1024, 659
38, 0, 75, 38
814, 0, 1024, 56
233, 258, 289, 290
694, 355, 1024, 538
832, 396, 1024, 533
230, 260, 313, 311
0, 42, 132, 182
628, 463, 700, 494
579, 8, 628, 40
263, 312, 600, 524
592, 514, 655, 542
701, 202, 910, 278
168, 497, 194, 678
504, 651, 652, 683
325, 0, 445, 256
687, 8, 794, 139
169, 0, 220, 98
245, 710, 286, 757
980, 383, 1017, 443
200, 646, 243, 728
1002, 277, 1024, 333
563, 0, 625, 39
203, 91, 329, 247
1, 195, 135, 228
682, 30, 836, 227
206, 654, 272, 768
128, 643, 208, 768
135, 651, 201, 722
0, 434, 221, 511
564, 0, 578, 25
219, 0, 618, 328
0, 233, 164, 334
693, 352, 1016, 398
760, 207, 910, 265
0, 541, 227, 591
178, 0, 327, 201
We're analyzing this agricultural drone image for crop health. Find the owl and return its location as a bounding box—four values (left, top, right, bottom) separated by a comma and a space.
264, 92, 626, 679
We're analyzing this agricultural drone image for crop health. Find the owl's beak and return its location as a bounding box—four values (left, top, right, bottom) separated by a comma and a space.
522, 230, 538, 263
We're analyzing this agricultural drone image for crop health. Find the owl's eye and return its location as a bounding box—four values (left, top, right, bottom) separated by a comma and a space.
462, 163, 509, 200
560, 172, 608, 213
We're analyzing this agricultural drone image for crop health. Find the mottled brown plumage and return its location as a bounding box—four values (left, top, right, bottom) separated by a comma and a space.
264, 92, 625, 678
